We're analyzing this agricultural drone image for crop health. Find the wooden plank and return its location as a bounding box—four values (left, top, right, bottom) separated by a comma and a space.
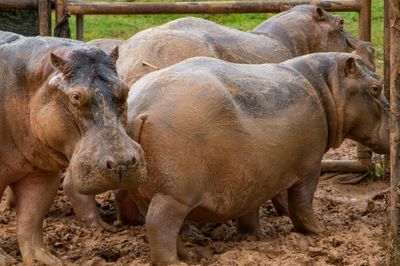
0, 9, 39, 36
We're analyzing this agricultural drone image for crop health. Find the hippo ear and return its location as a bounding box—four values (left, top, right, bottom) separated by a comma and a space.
280, 4, 292, 12
50, 53, 72, 77
345, 57, 357, 75
313, 7, 325, 21
109, 46, 119, 66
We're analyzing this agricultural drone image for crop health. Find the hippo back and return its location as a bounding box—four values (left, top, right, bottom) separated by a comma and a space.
117, 17, 290, 86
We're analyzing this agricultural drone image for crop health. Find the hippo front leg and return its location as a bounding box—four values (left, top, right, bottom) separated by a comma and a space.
10, 172, 61, 265
63, 172, 116, 232
0, 186, 16, 265
146, 193, 193, 265
287, 171, 322, 235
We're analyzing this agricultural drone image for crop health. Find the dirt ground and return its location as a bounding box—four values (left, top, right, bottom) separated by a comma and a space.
0, 140, 389, 265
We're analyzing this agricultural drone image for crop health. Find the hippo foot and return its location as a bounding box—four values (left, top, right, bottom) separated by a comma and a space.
0, 248, 16, 266
22, 247, 62, 266
88, 216, 117, 233
293, 223, 322, 235
177, 236, 198, 263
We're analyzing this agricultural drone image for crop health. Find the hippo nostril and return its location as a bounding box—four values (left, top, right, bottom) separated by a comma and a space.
106, 159, 116, 170
131, 156, 138, 167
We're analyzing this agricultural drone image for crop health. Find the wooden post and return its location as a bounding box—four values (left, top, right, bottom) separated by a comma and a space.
384, 0, 391, 178
358, 0, 371, 41
38, 0, 51, 36
388, 0, 400, 264
55, 0, 66, 25
54, 0, 70, 38
76, 14, 84, 41
356, 0, 372, 182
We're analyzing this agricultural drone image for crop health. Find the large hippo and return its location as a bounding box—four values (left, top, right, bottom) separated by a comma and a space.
0, 31, 146, 265
66, 4, 376, 228
117, 5, 375, 87
124, 53, 388, 265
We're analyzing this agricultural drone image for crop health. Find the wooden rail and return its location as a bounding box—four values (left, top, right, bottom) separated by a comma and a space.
0, 0, 38, 9
65, 1, 361, 14
0, 0, 51, 36
55, 0, 371, 42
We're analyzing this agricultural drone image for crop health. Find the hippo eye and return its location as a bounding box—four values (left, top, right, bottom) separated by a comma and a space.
370, 85, 381, 97
70, 92, 81, 104
338, 18, 344, 30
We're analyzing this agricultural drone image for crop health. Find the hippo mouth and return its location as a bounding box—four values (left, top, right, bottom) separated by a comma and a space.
69, 159, 147, 195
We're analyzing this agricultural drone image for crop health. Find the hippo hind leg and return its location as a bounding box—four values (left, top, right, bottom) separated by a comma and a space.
146, 193, 194, 265
10, 172, 61, 265
271, 191, 289, 216
0, 186, 16, 211
236, 207, 261, 237
287, 171, 322, 235
114, 189, 144, 225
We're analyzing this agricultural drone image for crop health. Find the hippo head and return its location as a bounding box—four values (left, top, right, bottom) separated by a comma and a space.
30, 46, 147, 194
337, 55, 389, 154
252, 5, 375, 70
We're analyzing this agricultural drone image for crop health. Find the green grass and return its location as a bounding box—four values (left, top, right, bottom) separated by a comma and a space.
66, 0, 384, 74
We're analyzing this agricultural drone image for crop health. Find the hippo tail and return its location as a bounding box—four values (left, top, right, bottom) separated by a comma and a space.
129, 114, 148, 144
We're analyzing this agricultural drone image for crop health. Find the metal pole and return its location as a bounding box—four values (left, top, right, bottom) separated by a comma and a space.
384, 0, 391, 179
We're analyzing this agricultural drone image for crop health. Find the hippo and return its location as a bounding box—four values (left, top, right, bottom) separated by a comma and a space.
124, 53, 388, 265
0, 31, 146, 265
117, 5, 375, 86
63, 4, 377, 229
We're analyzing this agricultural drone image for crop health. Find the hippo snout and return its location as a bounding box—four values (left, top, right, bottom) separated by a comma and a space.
69, 132, 147, 195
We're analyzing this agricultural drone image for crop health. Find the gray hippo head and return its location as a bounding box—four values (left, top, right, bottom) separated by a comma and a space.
252, 5, 375, 70
30, 46, 146, 194
284, 52, 388, 154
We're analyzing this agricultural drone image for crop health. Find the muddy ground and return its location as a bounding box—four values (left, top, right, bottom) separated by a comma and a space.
0, 140, 389, 265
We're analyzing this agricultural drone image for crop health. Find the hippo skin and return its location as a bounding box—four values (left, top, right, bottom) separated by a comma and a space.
0, 31, 146, 265
86, 38, 123, 54
73, 4, 377, 228
125, 53, 389, 265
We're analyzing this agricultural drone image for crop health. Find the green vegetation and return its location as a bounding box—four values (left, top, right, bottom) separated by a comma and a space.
65, 0, 384, 73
